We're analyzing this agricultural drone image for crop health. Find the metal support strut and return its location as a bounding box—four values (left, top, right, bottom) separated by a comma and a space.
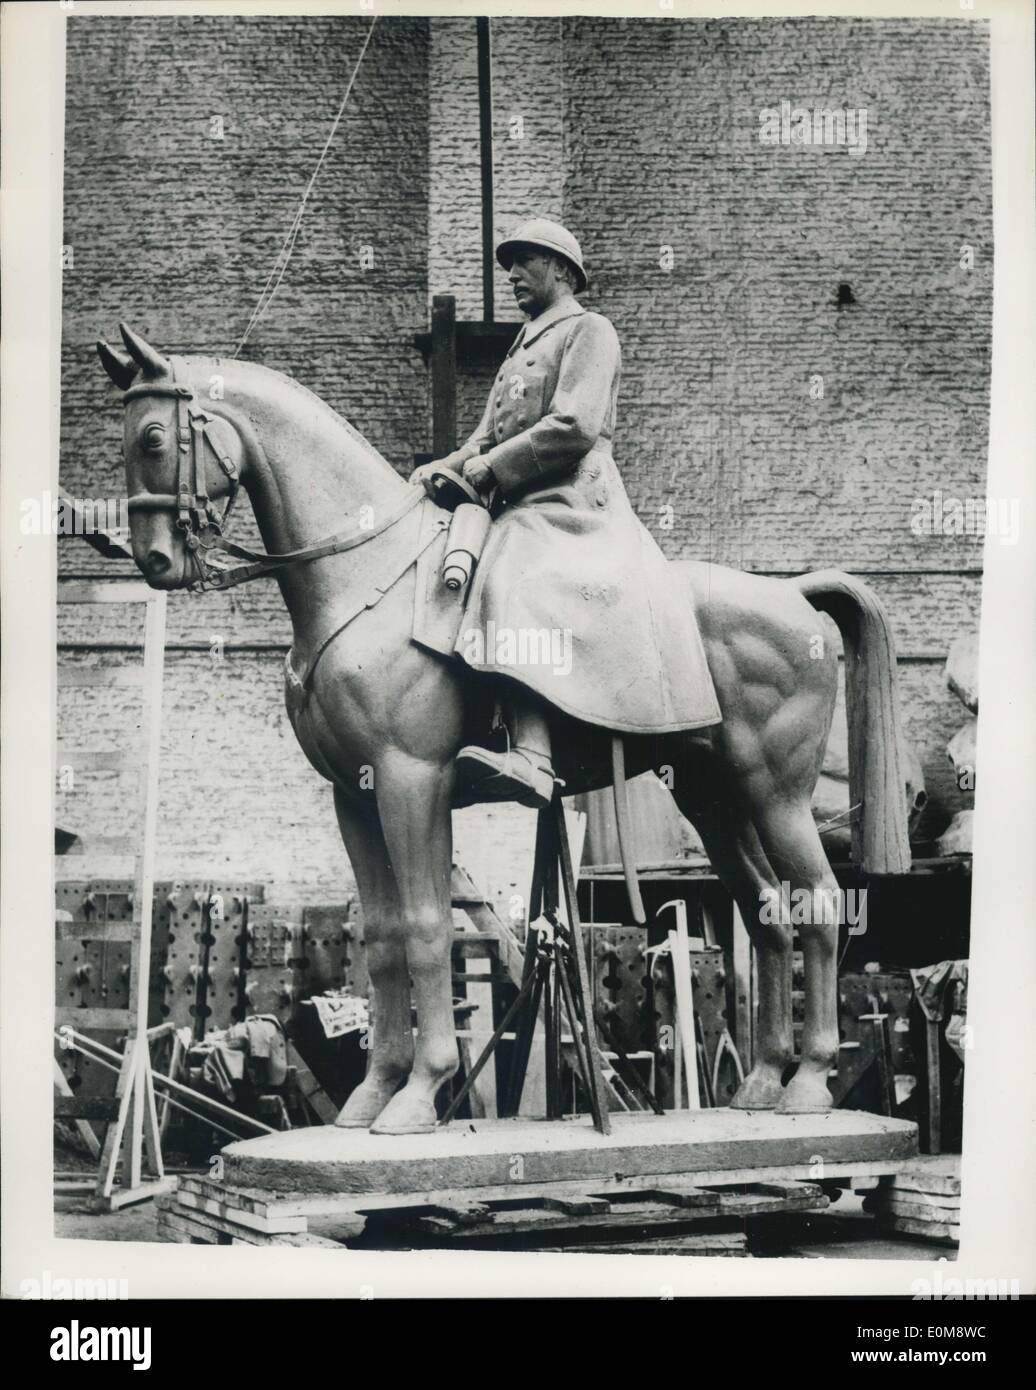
440, 791, 612, 1134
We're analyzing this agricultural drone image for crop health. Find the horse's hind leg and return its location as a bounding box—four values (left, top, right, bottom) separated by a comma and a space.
753, 803, 841, 1114
332, 787, 415, 1128
670, 772, 794, 1109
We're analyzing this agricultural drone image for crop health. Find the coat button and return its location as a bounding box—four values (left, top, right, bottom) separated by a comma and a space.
495, 396, 503, 407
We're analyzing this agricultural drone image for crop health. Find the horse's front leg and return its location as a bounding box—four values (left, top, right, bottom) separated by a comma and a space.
367, 749, 458, 1135
332, 787, 415, 1127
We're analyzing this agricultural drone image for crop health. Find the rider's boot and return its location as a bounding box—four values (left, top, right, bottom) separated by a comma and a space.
455, 698, 556, 809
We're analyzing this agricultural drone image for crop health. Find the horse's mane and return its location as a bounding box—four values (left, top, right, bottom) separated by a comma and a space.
194, 354, 395, 473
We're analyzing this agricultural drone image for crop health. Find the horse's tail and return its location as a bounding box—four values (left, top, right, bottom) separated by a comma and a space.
796, 569, 912, 875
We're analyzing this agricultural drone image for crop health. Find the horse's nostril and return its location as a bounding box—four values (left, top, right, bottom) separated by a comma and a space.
146, 549, 171, 576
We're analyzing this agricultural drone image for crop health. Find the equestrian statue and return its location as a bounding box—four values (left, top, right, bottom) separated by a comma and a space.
98, 218, 911, 1135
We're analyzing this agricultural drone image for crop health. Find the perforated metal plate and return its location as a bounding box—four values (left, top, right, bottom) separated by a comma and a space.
300, 902, 368, 999
243, 904, 304, 1027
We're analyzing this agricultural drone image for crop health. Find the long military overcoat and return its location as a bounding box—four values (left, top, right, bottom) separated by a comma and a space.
451, 294, 721, 734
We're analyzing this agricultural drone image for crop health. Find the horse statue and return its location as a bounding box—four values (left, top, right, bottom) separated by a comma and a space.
98, 323, 911, 1135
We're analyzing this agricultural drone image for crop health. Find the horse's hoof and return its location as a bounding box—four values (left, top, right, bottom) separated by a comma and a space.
774, 1077, 834, 1114
774, 1099, 834, 1114
368, 1090, 438, 1135
728, 1067, 785, 1110
729, 1094, 781, 1112
334, 1077, 406, 1128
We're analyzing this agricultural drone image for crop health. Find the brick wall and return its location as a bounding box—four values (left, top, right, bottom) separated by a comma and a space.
58, 14, 430, 904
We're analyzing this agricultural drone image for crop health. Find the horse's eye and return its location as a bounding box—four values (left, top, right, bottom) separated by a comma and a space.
142, 423, 166, 452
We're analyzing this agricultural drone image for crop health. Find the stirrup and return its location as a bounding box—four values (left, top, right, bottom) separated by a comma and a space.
455, 745, 557, 810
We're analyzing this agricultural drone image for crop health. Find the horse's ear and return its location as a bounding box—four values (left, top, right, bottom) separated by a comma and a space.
96, 339, 139, 390
118, 321, 168, 378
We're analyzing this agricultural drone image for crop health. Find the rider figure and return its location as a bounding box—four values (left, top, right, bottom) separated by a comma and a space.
412, 218, 720, 809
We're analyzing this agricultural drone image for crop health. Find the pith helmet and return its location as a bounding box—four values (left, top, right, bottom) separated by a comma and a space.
496, 218, 587, 293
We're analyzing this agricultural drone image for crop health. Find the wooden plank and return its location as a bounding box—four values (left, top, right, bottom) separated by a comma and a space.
889, 1174, 961, 1199
56, 919, 137, 942
748, 1180, 818, 1200
415, 1202, 669, 1240
732, 904, 754, 1068
52, 1057, 101, 1158
881, 1197, 961, 1222
85, 598, 167, 1204
418, 1191, 815, 1242
541, 1194, 612, 1216
475, 17, 495, 322
423, 1201, 491, 1226
430, 293, 457, 456
118, 591, 167, 1195
56, 1007, 133, 1029
107, 1178, 176, 1211
155, 1209, 214, 1245
882, 1188, 961, 1211
55, 1095, 120, 1121
715, 1188, 828, 1217
177, 1189, 307, 1235
58, 581, 154, 605
455, 1035, 487, 1120
644, 1186, 722, 1210
879, 1215, 959, 1243
926, 1016, 943, 1155
95, 1040, 137, 1199
285, 1042, 338, 1125
184, 1157, 904, 1223
574, 1233, 748, 1256
452, 936, 502, 957
451, 864, 525, 989
160, 1203, 257, 1245
165, 1197, 346, 1247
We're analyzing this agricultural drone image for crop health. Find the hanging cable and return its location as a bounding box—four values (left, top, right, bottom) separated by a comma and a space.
232, 14, 379, 358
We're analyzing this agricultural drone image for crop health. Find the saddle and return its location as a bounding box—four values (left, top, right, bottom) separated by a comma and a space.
412, 471, 647, 923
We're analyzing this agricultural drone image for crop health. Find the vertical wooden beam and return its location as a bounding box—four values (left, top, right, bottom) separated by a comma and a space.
732, 903, 754, 1071
131, 591, 167, 1176
100, 591, 168, 1199
430, 293, 457, 457
925, 1017, 942, 1154
53, 1057, 101, 1160
476, 16, 495, 322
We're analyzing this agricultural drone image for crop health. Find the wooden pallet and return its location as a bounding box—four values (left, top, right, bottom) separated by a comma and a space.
158, 1171, 826, 1252
156, 1202, 342, 1249
864, 1154, 961, 1245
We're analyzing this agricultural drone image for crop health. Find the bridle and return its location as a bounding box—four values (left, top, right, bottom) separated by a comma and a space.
124, 358, 242, 589
122, 358, 426, 593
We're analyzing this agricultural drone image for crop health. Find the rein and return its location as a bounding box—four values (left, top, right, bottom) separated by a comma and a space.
124, 360, 425, 592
